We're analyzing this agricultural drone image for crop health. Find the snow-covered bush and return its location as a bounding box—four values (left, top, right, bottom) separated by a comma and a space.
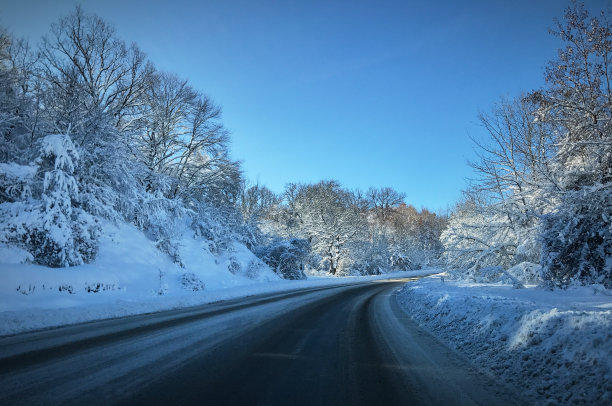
180, 272, 205, 291
505, 262, 542, 285
540, 186, 612, 288
227, 255, 241, 274
245, 258, 268, 279
389, 252, 417, 270
254, 238, 308, 280
132, 190, 189, 266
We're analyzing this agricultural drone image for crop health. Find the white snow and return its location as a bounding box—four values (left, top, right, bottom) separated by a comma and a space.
0, 162, 38, 180
0, 244, 34, 264
0, 220, 433, 336
397, 274, 612, 405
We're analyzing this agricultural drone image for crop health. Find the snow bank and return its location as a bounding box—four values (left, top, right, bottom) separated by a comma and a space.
397, 275, 612, 405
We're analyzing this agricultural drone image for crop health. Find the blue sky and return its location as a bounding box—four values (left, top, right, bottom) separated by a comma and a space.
2, 0, 609, 211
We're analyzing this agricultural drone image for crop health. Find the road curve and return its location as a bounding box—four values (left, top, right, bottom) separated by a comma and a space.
0, 278, 521, 405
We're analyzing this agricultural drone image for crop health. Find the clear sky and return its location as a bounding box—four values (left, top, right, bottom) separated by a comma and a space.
1, 0, 609, 211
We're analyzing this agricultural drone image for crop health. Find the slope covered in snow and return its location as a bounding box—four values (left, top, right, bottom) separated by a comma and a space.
0, 220, 434, 335
397, 274, 612, 405
0, 220, 276, 333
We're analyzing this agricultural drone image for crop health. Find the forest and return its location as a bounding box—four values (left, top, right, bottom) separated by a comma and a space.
0, 2, 610, 288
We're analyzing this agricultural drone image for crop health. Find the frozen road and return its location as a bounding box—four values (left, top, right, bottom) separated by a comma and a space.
0, 277, 520, 405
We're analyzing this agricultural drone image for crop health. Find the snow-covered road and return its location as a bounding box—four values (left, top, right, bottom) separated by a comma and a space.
0, 276, 521, 405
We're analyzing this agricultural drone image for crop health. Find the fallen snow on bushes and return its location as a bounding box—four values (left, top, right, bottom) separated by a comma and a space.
397, 274, 612, 405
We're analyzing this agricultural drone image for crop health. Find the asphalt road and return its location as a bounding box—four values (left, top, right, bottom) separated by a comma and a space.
0, 278, 521, 405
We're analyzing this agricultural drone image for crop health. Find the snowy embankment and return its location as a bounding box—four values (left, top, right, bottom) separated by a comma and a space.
0, 221, 433, 336
397, 274, 612, 405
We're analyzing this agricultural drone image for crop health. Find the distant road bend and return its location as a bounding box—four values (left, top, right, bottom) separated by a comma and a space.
0, 277, 521, 405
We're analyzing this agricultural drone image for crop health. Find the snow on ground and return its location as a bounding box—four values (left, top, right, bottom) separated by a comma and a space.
0, 221, 433, 336
397, 274, 612, 405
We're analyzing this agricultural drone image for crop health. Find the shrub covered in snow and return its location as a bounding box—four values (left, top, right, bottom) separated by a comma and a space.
540, 186, 612, 288
226, 256, 242, 275
0, 134, 99, 267
255, 238, 308, 280
180, 272, 205, 291
505, 262, 542, 285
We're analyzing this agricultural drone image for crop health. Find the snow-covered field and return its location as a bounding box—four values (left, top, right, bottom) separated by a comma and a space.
397, 274, 612, 405
0, 221, 433, 336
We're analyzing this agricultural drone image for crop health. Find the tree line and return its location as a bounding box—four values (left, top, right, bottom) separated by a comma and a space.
243, 182, 446, 277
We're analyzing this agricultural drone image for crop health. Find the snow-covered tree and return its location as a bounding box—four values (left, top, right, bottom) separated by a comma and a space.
37, 133, 98, 266
532, 2, 612, 287
254, 237, 308, 280
38, 6, 151, 222
0, 133, 98, 266
443, 2, 611, 288
135, 71, 238, 203
39, 6, 151, 137
441, 195, 517, 277
366, 186, 406, 223
387, 204, 446, 269
296, 181, 366, 274
0, 29, 41, 165
239, 182, 279, 227
266, 181, 367, 275
444, 96, 561, 278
